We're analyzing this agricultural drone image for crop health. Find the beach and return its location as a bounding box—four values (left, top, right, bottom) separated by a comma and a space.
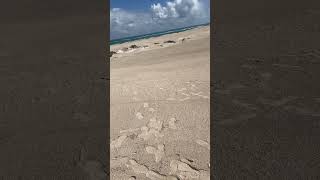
110, 26, 210, 179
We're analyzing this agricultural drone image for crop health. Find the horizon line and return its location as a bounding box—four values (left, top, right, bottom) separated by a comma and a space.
110, 22, 210, 42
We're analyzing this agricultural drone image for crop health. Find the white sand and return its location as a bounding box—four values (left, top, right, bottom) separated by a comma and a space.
110, 26, 210, 180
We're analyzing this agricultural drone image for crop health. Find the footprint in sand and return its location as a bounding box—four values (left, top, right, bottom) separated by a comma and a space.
168, 118, 177, 130
170, 160, 205, 179
148, 118, 163, 131
138, 126, 164, 141
170, 160, 195, 174
111, 135, 127, 149
138, 126, 150, 140
127, 159, 149, 174
138, 118, 164, 140
128, 176, 136, 180
136, 112, 144, 120
146, 144, 165, 163
171, 160, 210, 180
111, 157, 129, 169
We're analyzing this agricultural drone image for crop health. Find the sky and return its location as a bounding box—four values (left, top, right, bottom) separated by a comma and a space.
110, 0, 210, 40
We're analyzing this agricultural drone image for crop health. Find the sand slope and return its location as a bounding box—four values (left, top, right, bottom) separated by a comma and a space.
110, 26, 210, 179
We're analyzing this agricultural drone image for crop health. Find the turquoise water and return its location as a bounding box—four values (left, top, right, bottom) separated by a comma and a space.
110, 23, 209, 45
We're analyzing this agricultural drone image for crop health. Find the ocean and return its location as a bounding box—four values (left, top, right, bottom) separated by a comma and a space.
110, 23, 209, 45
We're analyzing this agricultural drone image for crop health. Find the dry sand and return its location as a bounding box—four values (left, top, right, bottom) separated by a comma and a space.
110, 26, 210, 179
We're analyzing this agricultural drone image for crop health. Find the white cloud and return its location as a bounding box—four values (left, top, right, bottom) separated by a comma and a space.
151, 0, 206, 19
151, 3, 171, 18
110, 0, 210, 40
110, 8, 155, 39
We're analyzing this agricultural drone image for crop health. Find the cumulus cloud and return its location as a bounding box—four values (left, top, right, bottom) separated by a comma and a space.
110, 0, 210, 40
110, 8, 155, 39
151, 0, 206, 19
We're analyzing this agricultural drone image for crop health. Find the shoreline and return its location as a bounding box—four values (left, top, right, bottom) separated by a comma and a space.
110, 25, 210, 60
110, 23, 210, 45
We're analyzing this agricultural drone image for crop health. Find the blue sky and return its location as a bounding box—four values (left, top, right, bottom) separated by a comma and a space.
111, 0, 159, 11
110, 0, 210, 40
